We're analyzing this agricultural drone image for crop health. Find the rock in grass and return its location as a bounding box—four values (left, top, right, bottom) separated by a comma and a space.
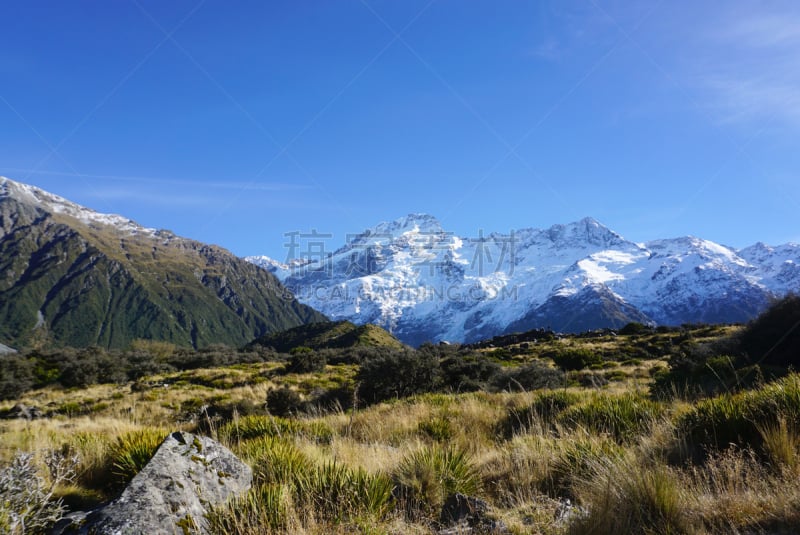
439, 493, 509, 534
53, 431, 251, 535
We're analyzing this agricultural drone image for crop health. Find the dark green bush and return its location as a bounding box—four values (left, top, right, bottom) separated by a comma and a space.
287, 347, 326, 374
653, 296, 800, 399
490, 360, 565, 392
266, 387, 306, 417
440, 353, 500, 392
0, 355, 34, 400
551, 348, 603, 371
356, 349, 441, 404
619, 322, 653, 336
740, 294, 800, 367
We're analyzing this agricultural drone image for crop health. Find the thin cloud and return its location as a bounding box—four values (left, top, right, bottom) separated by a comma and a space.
696, 9, 800, 128
530, 38, 564, 61
720, 14, 800, 48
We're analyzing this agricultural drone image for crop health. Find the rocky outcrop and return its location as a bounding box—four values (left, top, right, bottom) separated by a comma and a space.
53, 431, 251, 535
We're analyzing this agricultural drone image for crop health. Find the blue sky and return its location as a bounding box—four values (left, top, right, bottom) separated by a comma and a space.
1, 1, 799, 260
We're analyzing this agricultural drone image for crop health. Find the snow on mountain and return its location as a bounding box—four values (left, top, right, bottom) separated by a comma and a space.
247, 214, 799, 345
738, 242, 800, 294
1, 176, 158, 237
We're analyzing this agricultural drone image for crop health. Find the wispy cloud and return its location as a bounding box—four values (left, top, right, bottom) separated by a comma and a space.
720, 14, 800, 48
695, 8, 800, 128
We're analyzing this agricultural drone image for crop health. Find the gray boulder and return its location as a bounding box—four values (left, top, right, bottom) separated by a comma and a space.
53, 431, 251, 534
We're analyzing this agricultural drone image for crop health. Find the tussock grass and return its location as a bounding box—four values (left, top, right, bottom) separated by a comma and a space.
569, 453, 694, 535
3, 323, 800, 534
678, 373, 800, 459
107, 428, 169, 490
558, 391, 665, 443
394, 444, 481, 519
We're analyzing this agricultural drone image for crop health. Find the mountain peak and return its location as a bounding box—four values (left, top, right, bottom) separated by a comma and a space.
1, 176, 157, 236
545, 217, 626, 248
371, 213, 444, 236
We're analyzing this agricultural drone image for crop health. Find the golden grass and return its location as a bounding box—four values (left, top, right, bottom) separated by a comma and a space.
3, 358, 799, 534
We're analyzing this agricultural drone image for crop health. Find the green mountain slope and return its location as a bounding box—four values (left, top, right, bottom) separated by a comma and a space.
247, 320, 405, 352
0, 177, 326, 349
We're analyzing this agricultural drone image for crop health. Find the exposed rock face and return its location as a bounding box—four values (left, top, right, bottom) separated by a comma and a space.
54, 431, 251, 535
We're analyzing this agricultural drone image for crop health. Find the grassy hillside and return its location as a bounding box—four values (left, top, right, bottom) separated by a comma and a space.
247, 320, 405, 352
2, 299, 799, 533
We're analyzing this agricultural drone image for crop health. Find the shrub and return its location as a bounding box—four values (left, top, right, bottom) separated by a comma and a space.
440, 353, 501, 392
287, 347, 326, 374
266, 387, 306, 417
357, 349, 441, 404
740, 294, 800, 367
394, 445, 480, 519
490, 360, 565, 392
0, 355, 34, 400
0, 451, 76, 534
619, 322, 653, 336
551, 348, 603, 371
653, 296, 800, 399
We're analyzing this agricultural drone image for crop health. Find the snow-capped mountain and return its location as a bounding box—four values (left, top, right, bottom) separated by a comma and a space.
247, 214, 799, 345
0, 177, 159, 238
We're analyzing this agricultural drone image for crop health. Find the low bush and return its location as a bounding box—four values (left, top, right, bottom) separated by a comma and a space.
740, 294, 800, 367
439, 353, 500, 392
0, 451, 76, 534
490, 360, 565, 392
266, 387, 306, 417
551, 348, 603, 371
0, 356, 34, 401
287, 347, 326, 374
356, 349, 441, 404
